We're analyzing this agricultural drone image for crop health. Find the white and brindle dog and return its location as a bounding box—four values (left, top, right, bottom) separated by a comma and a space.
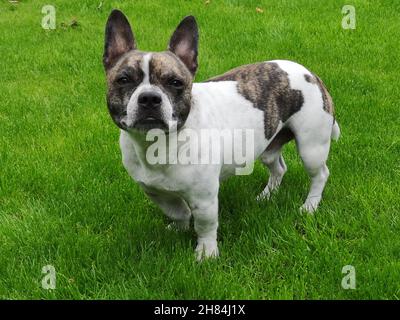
103, 10, 340, 260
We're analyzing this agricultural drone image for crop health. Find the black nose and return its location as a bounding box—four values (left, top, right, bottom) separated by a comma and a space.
138, 92, 162, 108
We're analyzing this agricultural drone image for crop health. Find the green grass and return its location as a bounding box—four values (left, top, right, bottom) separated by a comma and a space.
0, 0, 399, 299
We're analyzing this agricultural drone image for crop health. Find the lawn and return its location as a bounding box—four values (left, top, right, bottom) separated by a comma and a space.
0, 0, 399, 299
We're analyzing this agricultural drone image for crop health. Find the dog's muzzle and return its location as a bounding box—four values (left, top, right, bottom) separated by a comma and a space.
124, 91, 169, 131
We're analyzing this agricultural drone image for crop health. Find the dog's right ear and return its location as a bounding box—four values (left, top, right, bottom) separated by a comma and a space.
103, 10, 136, 70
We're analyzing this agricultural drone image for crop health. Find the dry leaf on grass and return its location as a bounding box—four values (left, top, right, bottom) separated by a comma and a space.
61, 19, 79, 29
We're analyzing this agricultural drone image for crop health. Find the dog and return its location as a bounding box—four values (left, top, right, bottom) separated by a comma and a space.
103, 10, 340, 260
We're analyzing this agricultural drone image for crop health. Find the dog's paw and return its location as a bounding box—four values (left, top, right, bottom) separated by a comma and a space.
300, 197, 321, 214
195, 240, 219, 261
256, 189, 272, 201
166, 219, 190, 232
256, 175, 284, 201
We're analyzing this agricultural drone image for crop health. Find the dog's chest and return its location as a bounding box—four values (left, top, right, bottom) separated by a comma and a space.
119, 131, 201, 193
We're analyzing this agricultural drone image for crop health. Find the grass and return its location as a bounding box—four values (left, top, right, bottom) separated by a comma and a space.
0, 0, 399, 299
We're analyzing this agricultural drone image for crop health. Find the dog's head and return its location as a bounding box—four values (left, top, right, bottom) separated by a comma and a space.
103, 10, 198, 133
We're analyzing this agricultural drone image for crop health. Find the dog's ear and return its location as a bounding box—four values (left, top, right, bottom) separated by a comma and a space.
103, 10, 136, 70
168, 16, 199, 76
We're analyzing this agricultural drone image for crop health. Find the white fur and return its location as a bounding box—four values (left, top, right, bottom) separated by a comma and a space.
120, 59, 339, 260
332, 121, 341, 141
271, 60, 336, 212
142, 53, 152, 84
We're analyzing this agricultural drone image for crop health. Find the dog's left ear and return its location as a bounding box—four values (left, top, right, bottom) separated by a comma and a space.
168, 16, 199, 76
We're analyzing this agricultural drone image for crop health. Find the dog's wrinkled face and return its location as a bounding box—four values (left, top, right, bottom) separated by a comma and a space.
103, 10, 198, 133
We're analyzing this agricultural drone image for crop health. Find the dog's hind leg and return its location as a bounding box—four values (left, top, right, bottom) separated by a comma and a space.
294, 122, 332, 213
297, 142, 330, 213
257, 150, 287, 200
257, 128, 293, 200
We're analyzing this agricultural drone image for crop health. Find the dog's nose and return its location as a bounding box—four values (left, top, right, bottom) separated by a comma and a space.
138, 92, 162, 108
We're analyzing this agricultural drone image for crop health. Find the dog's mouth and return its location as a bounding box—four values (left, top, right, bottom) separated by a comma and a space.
132, 117, 168, 131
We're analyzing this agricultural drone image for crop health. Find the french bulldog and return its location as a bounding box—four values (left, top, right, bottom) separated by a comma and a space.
103, 10, 340, 260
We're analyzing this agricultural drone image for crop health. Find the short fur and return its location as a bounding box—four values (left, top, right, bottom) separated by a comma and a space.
102, 10, 340, 260
207, 62, 305, 139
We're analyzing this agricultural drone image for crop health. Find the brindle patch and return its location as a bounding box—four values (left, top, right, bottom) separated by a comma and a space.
206, 62, 304, 139
304, 74, 314, 83
265, 127, 294, 153
304, 73, 334, 115
106, 50, 145, 84
105, 50, 146, 129
149, 52, 194, 129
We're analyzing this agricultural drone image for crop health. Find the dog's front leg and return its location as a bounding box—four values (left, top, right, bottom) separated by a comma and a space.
188, 195, 219, 261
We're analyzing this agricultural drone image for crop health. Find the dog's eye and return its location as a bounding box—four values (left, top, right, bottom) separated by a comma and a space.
168, 79, 184, 89
116, 76, 130, 85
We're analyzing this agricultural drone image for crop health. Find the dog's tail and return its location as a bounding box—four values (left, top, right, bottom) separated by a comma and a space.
331, 119, 341, 141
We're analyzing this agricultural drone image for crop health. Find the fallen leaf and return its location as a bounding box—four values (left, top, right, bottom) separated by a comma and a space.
70, 19, 79, 28
61, 19, 79, 29
256, 7, 264, 13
